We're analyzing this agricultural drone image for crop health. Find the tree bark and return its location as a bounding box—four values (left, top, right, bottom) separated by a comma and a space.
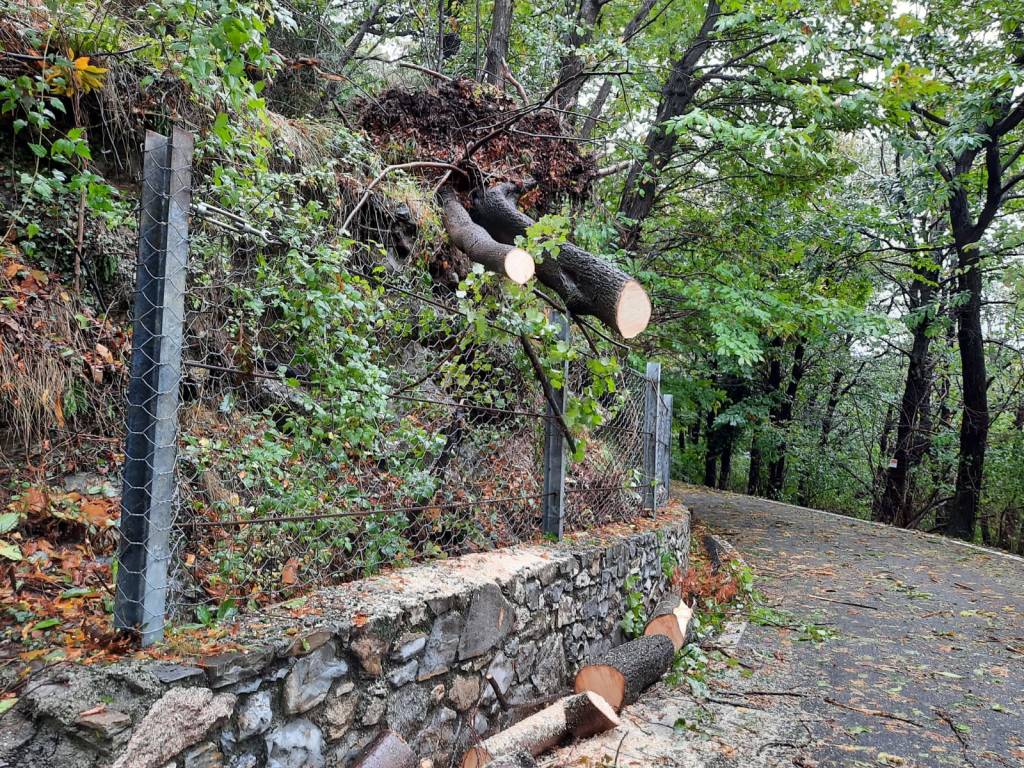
482, 0, 514, 86
462, 692, 620, 767
440, 188, 535, 283
767, 342, 806, 499
617, 0, 720, 249
470, 184, 651, 337
574, 634, 675, 710
874, 268, 940, 526
552, 0, 607, 114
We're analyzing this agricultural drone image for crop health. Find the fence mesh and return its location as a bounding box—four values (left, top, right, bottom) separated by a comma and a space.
116, 131, 662, 636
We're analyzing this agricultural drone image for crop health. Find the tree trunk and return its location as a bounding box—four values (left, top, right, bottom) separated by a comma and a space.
617, 0, 719, 249
747, 435, 763, 496
643, 594, 693, 651
470, 184, 651, 337
461, 692, 620, 767
874, 275, 938, 526
440, 188, 535, 283
482, 0, 514, 86
767, 342, 806, 499
574, 634, 675, 710
945, 185, 989, 541
552, 0, 605, 113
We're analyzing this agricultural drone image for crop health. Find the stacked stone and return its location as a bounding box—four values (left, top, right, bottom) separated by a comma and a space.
1, 515, 689, 768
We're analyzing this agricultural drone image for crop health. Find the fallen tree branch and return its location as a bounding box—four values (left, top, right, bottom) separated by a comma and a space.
519, 333, 578, 455
822, 697, 923, 727
439, 188, 535, 283
471, 183, 651, 338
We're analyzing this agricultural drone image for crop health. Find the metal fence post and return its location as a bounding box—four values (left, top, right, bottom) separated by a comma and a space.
114, 128, 193, 645
542, 312, 570, 538
643, 361, 661, 512
659, 393, 673, 503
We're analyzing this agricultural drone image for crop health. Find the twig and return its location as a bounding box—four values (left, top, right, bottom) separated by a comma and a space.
823, 697, 923, 727
612, 732, 627, 766
341, 162, 466, 235
518, 333, 578, 455
935, 708, 978, 768
806, 593, 880, 611
485, 673, 510, 710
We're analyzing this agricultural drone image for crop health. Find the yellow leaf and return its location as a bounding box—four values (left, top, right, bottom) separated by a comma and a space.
73, 56, 91, 71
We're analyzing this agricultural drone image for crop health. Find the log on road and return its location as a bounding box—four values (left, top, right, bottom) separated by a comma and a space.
440, 188, 535, 284
461, 691, 620, 767
470, 183, 651, 338
573, 634, 675, 711
643, 593, 694, 651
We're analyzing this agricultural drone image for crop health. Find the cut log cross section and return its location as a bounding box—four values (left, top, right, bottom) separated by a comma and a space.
573, 634, 675, 711
470, 183, 652, 338
643, 593, 694, 651
440, 188, 535, 284
461, 691, 620, 767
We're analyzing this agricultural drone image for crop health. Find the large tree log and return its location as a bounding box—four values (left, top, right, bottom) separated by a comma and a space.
470, 183, 651, 338
643, 594, 694, 651
481, 750, 537, 768
440, 188, 535, 284
461, 691, 619, 767
573, 634, 675, 711
353, 730, 416, 768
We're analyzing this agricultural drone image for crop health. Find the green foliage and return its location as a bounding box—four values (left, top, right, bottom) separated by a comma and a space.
619, 573, 648, 638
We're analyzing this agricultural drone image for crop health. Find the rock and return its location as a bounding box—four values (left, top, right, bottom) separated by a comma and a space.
472, 712, 489, 734
516, 641, 537, 682
387, 660, 418, 688
390, 632, 427, 663
281, 629, 333, 658
74, 707, 132, 751
524, 581, 541, 610
183, 742, 223, 768
199, 649, 274, 689
361, 693, 386, 726
486, 652, 513, 696
228, 756, 257, 768
556, 596, 575, 627
265, 719, 324, 768
575, 571, 592, 588
458, 584, 514, 660
111, 687, 236, 768
447, 675, 479, 711
236, 691, 272, 740
387, 684, 430, 740
351, 631, 390, 676
75, 707, 131, 736
150, 663, 205, 684
530, 635, 566, 694
283, 643, 349, 715
321, 690, 359, 741
418, 611, 462, 680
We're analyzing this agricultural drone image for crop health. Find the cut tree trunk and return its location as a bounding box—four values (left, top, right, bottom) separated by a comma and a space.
573, 634, 675, 711
353, 731, 416, 768
440, 189, 535, 283
643, 594, 693, 651
461, 691, 620, 767
470, 183, 651, 338
482, 751, 537, 768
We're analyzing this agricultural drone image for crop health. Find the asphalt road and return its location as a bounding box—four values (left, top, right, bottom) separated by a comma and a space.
550, 487, 1024, 768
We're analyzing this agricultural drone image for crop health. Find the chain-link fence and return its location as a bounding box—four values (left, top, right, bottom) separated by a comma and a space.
114, 129, 671, 643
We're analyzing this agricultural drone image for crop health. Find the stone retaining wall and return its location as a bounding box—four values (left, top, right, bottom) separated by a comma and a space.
0, 510, 689, 768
